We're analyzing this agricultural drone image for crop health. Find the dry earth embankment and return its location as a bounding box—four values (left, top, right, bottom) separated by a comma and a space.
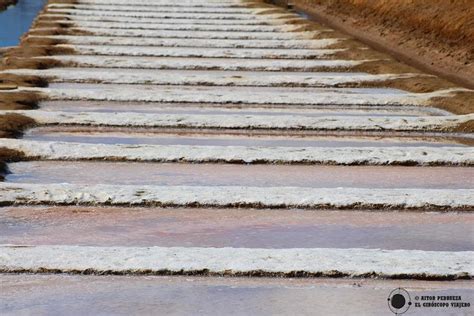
279, 0, 474, 89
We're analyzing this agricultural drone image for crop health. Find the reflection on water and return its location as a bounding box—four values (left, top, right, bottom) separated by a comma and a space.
6, 161, 474, 189
0, 0, 46, 47
1, 274, 473, 316
1, 207, 473, 251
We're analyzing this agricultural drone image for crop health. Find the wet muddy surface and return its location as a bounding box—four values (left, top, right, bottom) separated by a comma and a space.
1, 206, 473, 251
1, 274, 472, 315
6, 162, 474, 189
23, 128, 471, 147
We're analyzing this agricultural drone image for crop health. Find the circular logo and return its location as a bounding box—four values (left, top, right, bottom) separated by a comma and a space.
388, 288, 412, 315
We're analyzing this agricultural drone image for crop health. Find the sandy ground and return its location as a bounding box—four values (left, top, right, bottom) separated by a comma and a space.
279, 0, 473, 89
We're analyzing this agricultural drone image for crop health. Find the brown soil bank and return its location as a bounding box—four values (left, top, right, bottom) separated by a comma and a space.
0, 0, 17, 12
277, 0, 474, 89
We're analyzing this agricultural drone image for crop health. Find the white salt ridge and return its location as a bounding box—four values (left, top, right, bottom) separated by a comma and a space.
30, 35, 339, 49
0, 183, 472, 209
1, 109, 470, 131
34, 27, 321, 40
2, 139, 472, 165
45, 20, 312, 32
1, 245, 472, 278
45, 8, 296, 20
4, 68, 413, 87
40, 14, 297, 25
17, 85, 462, 106
71, 0, 247, 5
63, 44, 342, 59
37, 55, 365, 71
47, 4, 264, 13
